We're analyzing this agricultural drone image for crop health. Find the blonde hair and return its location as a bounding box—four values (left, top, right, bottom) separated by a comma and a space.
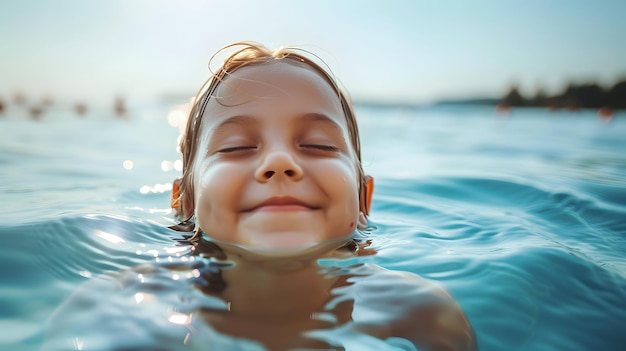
175, 42, 366, 222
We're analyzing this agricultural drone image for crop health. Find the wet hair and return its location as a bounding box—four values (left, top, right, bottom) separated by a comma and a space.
175, 42, 366, 222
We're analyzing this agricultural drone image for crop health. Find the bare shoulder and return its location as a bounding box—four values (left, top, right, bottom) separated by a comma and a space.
42, 263, 238, 351
345, 265, 479, 351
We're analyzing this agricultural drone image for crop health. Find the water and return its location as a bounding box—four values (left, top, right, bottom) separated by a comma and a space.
1, 103, 625, 350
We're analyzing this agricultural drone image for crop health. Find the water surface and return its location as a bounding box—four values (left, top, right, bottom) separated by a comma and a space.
1, 104, 625, 350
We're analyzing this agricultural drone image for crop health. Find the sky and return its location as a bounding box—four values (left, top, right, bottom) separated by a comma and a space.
1, 0, 626, 106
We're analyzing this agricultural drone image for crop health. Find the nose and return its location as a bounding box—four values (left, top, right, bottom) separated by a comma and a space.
255, 150, 304, 182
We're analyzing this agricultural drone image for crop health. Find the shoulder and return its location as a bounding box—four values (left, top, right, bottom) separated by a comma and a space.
42, 262, 234, 351
345, 265, 479, 351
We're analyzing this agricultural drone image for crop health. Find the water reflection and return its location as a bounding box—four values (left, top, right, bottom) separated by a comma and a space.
42, 231, 477, 351
168, 312, 192, 325
93, 229, 125, 244
198, 235, 477, 350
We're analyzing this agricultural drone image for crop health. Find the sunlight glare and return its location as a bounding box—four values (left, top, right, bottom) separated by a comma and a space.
161, 160, 173, 172
139, 183, 173, 194
79, 270, 92, 278
122, 159, 134, 170
134, 292, 145, 304
165, 245, 191, 255
168, 312, 191, 325
73, 337, 84, 350
167, 101, 192, 134
174, 159, 183, 172
94, 230, 125, 244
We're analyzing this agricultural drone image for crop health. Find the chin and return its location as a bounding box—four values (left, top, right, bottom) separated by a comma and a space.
212, 230, 355, 259
244, 230, 323, 250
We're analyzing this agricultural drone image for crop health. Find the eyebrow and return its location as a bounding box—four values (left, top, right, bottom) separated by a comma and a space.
300, 113, 345, 133
210, 115, 258, 137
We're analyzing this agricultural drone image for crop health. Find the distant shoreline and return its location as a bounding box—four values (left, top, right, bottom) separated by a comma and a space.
354, 79, 626, 114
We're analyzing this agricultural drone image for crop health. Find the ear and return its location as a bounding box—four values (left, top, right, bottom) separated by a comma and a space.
171, 178, 182, 211
171, 178, 194, 219
357, 175, 374, 230
359, 175, 374, 216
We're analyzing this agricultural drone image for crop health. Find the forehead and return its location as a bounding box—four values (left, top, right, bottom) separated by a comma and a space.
201, 60, 346, 128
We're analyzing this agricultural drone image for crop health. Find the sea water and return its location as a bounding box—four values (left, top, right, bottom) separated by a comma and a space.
1, 103, 625, 350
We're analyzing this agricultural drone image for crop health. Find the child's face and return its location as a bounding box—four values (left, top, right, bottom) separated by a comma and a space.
192, 61, 362, 251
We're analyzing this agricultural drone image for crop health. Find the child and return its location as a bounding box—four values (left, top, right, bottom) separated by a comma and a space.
44, 42, 478, 351
170, 41, 477, 350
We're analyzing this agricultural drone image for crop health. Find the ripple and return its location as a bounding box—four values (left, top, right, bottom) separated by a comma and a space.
369, 175, 626, 350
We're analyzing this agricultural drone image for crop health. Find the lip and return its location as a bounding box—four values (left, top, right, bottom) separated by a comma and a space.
245, 196, 318, 212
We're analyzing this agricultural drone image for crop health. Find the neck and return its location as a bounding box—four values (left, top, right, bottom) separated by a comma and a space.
215, 239, 353, 319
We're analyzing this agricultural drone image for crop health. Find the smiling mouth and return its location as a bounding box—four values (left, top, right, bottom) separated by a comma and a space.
254, 204, 311, 212
245, 196, 319, 213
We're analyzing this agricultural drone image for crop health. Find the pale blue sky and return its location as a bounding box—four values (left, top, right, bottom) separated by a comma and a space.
1, 0, 625, 105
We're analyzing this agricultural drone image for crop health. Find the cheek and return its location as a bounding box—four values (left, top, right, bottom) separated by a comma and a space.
194, 175, 219, 232
319, 161, 360, 218
332, 179, 360, 235
193, 162, 245, 233
194, 160, 244, 196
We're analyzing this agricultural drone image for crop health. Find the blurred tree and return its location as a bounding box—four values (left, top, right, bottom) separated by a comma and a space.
502, 86, 526, 107
606, 80, 626, 109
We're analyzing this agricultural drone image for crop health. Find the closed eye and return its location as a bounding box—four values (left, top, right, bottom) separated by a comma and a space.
218, 146, 257, 153
300, 144, 340, 152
